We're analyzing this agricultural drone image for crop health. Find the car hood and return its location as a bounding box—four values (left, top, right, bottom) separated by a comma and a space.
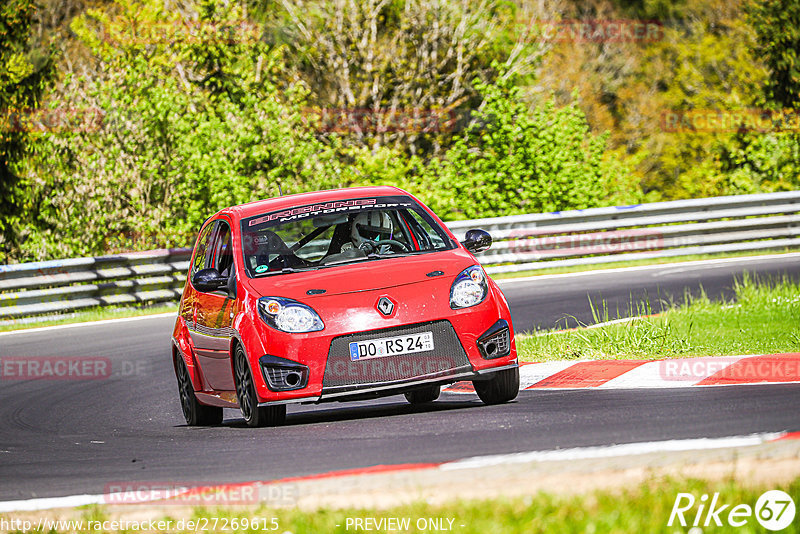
244, 249, 478, 300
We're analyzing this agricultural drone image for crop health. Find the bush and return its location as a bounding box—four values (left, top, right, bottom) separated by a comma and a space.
421, 74, 633, 220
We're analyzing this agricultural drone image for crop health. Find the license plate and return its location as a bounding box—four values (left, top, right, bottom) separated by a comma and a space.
349, 332, 434, 361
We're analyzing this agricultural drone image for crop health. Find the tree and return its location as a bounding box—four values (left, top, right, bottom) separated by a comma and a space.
18, 0, 342, 260
746, 0, 800, 109
274, 0, 554, 155
422, 73, 634, 220
0, 0, 53, 262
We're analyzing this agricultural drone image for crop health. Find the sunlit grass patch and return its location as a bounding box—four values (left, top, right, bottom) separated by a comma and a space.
517, 274, 800, 362
117, 476, 800, 533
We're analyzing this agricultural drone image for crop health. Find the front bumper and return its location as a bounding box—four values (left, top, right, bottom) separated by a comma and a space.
257, 362, 518, 407
248, 281, 517, 404
321, 320, 471, 390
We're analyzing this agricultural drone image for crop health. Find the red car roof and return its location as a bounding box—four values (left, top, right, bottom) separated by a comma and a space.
219, 186, 409, 221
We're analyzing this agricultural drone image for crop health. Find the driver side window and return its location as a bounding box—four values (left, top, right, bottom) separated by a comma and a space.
191, 222, 216, 278
212, 223, 234, 277
191, 220, 234, 281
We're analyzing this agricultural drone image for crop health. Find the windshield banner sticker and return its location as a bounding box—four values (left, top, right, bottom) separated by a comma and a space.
247, 198, 416, 228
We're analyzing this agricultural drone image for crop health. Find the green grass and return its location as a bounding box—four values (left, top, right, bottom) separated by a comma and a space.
490, 249, 799, 279
0, 302, 178, 332
517, 274, 800, 362
43, 476, 800, 533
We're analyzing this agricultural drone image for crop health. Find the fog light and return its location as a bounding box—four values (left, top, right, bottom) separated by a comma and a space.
258, 355, 309, 391
477, 320, 511, 359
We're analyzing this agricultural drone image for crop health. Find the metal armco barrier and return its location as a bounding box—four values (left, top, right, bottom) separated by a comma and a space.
0, 249, 190, 320
1, 191, 799, 320
448, 191, 800, 274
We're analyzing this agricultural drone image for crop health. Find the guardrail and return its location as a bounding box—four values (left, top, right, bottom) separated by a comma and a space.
1, 191, 798, 320
0, 249, 190, 320
447, 190, 800, 274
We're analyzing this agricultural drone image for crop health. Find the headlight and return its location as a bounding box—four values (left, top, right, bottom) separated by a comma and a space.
450, 266, 488, 309
258, 297, 324, 333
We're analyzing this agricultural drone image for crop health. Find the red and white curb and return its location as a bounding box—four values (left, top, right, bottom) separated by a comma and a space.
1, 432, 798, 513
444, 353, 800, 393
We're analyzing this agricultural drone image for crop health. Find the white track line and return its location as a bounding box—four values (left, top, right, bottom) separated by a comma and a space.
496, 252, 800, 285
439, 432, 787, 471
0, 487, 200, 513
0, 312, 177, 337
0, 494, 107, 513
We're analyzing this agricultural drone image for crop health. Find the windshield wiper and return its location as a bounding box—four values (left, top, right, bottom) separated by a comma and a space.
253, 266, 320, 277
366, 252, 414, 259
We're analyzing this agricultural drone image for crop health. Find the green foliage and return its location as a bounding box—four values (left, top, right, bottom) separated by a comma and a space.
273, 0, 544, 156
713, 131, 800, 194
9, 0, 636, 261
715, 0, 800, 196
19, 0, 344, 259
632, 1, 772, 197
746, 0, 800, 109
0, 0, 54, 262
423, 74, 635, 220
537, 0, 800, 201
6, 0, 798, 263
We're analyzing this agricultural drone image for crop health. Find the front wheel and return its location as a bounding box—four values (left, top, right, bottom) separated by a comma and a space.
404, 384, 440, 405
473, 367, 519, 405
175, 355, 223, 426
234, 345, 286, 427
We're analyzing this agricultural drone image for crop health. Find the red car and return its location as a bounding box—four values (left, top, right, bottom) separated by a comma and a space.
171, 186, 519, 427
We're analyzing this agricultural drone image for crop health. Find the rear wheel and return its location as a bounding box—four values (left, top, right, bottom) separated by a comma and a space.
404, 384, 441, 405
175, 355, 223, 426
234, 345, 286, 427
473, 367, 519, 405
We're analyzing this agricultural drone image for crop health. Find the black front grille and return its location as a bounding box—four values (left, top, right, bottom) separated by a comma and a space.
323, 320, 471, 388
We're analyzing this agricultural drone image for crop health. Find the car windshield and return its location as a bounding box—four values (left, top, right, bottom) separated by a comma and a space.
240, 195, 456, 277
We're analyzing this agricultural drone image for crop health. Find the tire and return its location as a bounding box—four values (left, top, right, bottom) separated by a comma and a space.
473, 367, 520, 405
404, 384, 441, 405
234, 345, 286, 427
175, 355, 223, 426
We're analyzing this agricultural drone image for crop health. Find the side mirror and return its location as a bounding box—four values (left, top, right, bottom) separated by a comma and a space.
461, 228, 492, 254
192, 268, 227, 293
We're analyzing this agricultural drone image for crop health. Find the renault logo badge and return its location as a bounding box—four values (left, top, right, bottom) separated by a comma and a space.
376, 297, 395, 317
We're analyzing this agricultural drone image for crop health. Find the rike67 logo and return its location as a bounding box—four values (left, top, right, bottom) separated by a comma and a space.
669, 490, 796, 531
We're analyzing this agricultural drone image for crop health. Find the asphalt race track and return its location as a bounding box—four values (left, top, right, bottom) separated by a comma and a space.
1, 255, 799, 501
503, 253, 800, 332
